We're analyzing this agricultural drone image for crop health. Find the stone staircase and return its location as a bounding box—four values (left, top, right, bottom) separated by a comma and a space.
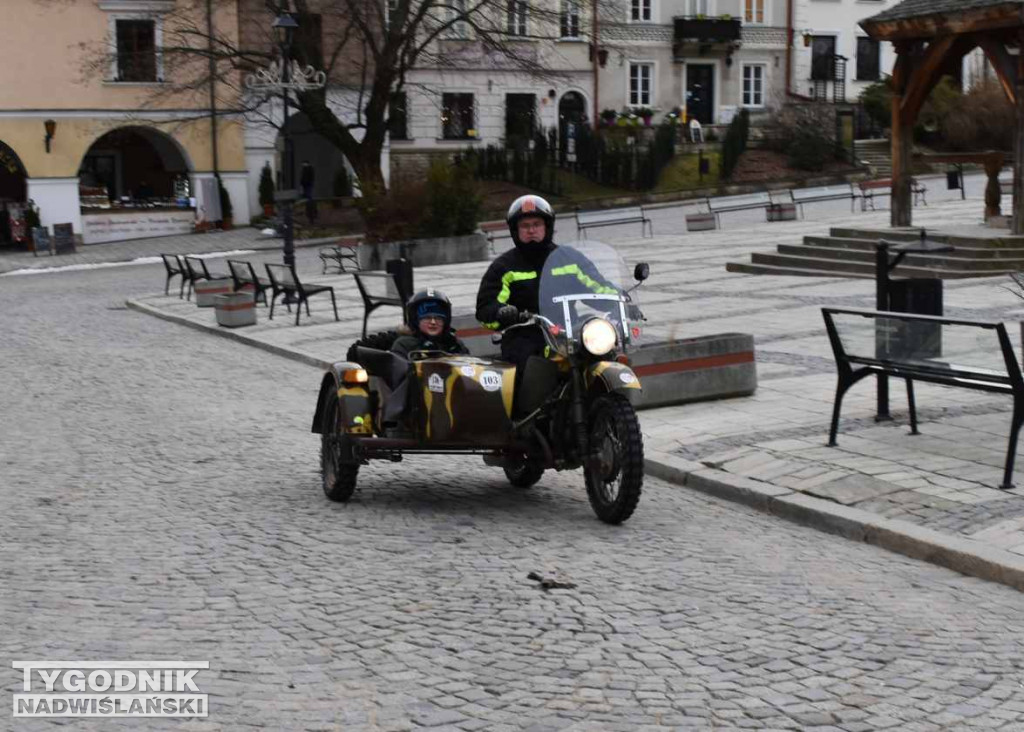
726, 227, 1024, 279
854, 139, 892, 179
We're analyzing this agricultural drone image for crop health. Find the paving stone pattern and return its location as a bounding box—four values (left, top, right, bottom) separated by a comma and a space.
6, 259, 1024, 729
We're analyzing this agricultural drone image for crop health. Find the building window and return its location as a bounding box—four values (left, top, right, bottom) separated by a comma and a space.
389, 92, 408, 140
685, 0, 708, 15
857, 36, 880, 81
742, 65, 764, 106
744, 0, 764, 24
810, 35, 836, 81
449, 0, 469, 38
442, 93, 475, 139
560, 0, 580, 38
505, 93, 536, 145
631, 0, 651, 22
507, 0, 527, 35
115, 19, 157, 82
629, 62, 653, 106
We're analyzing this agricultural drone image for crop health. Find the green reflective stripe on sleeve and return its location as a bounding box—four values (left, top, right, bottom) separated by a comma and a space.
481, 321, 500, 330
497, 270, 538, 304
549, 264, 617, 295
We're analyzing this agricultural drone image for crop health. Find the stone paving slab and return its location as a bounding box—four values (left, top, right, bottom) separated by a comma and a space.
93, 186, 1024, 592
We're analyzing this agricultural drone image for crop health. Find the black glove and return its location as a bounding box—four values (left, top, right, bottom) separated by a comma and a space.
496, 304, 521, 327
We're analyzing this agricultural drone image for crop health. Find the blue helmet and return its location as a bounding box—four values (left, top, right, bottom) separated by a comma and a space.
406, 289, 452, 329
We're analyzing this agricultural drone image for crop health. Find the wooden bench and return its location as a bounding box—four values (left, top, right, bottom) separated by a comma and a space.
859, 178, 927, 211
264, 263, 339, 325
707, 191, 772, 227
576, 205, 653, 238
160, 254, 186, 297
319, 243, 360, 274
822, 306, 1024, 490
183, 255, 230, 302
352, 270, 412, 338
227, 259, 271, 306
791, 183, 858, 218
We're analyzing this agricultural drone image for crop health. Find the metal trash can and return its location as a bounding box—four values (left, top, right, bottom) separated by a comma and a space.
214, 291, 257, 327
887, 278, 943, 358
385, 258, 414, 302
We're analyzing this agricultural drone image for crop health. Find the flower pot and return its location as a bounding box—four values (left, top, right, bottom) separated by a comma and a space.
643, 117, 652, 126
262, 203, 274, 217
214, 291, 257, 327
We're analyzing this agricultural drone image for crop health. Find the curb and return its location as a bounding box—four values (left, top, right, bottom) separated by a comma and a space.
645, 449, 1024, 592
125, 298, 333, 371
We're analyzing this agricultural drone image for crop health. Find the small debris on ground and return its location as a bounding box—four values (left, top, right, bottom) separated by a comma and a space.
527, 571, 577, 591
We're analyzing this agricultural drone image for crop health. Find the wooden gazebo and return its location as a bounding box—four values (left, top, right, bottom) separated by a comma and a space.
861, 0, 1024, 233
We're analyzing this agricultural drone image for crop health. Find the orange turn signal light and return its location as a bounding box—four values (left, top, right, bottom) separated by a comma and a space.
342, 368, 369, 384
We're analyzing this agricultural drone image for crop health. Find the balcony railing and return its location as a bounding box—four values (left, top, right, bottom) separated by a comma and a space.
673, 17, 741, 43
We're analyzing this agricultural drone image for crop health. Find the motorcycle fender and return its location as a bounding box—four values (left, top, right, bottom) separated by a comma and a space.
585, 361, 642, 400
311, 362, 374, 435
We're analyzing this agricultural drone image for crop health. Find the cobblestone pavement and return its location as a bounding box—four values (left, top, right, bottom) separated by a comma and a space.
6, 264, 1024, 730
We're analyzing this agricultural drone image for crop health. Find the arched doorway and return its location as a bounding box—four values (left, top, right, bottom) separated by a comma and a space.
0, 140, 27, 246
78, 126, 191, 205
279, 113, 352, 200
558, 91, 587, 166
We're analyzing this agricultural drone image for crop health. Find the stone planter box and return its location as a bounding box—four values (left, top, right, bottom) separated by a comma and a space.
214, 291, 257, 328
767, 202, 797, 222
686, 213, 717, 232
357, 233, 489, 271
630, 333, 756, 410
194, 278, 233, 308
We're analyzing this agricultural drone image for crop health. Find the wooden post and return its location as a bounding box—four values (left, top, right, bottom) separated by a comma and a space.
1015, 29, 1024, 234
890, 44, 914, 228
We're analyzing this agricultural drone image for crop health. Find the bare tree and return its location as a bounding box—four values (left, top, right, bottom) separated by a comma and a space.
71, 0, 587, 192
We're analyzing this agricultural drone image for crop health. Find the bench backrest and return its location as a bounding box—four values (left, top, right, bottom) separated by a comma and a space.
792, 184, 855, 202
265, 263, 299, 289
183, 255, 210, 280
161, 254, 183, 275
821, 306, 1021, 387
577, 206, 644, 224
708, 192, 771, 210
352, 271, 406, 304
228, 259, 260, 287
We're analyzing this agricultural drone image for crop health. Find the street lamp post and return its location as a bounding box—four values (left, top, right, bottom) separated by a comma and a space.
272, 12, 299, 268
244, 13, 324, 269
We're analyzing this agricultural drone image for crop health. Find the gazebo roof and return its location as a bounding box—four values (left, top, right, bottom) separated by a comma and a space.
862, 0, 1024, 40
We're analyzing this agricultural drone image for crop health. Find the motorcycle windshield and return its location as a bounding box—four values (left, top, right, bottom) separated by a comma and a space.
539, 240, 641, 349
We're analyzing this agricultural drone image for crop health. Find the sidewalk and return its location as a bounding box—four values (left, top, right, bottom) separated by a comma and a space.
0, 226, 340, 275
122, 193, 1024, 591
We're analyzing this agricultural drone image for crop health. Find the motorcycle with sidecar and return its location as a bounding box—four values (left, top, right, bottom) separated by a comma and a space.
311, 241, 650, 524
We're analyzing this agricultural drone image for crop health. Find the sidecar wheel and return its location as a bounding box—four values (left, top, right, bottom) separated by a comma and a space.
503, 457, 544, 488
584, 393, 644, 524
320, 390, 359, 502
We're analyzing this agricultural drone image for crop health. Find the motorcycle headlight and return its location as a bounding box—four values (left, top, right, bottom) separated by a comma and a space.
581, 318, 617, 356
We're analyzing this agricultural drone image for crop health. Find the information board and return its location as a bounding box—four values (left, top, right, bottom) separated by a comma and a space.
53, 223, 76, 255
31, 227, 51, 257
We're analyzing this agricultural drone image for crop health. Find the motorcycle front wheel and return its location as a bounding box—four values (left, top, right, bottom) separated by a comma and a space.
321, 389, 359, 502
584, 393, 644, 524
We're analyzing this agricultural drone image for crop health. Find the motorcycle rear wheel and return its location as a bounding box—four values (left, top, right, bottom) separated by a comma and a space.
584, 393, 643, 524
320, 390, 359, 502
503, 456, 544, 488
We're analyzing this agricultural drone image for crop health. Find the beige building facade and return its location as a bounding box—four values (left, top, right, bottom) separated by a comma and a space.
0, 0, 250, 245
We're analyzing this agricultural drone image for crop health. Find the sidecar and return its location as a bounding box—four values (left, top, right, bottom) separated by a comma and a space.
311, 341, 531, 501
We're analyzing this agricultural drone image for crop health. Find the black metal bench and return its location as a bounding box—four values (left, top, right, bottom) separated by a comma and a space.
823, 307, 1024, 490
318, 243, 360, 274
183, 255, 230, 301
791, 183, 858, 218
352, 271, 412, 337
708, 191, 772, 227
160, 253, 186, 297
859, 178, 927, 211
576, 205, 653, 238
227, 259, 271, 306
264, 263, 339, 325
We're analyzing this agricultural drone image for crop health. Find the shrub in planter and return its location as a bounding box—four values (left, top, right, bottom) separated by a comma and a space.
355, 181, 427, 243
218, 179, 233, 229
423, 159, 481, 237
258, 163, 275, 216
767, 103, 838, 172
